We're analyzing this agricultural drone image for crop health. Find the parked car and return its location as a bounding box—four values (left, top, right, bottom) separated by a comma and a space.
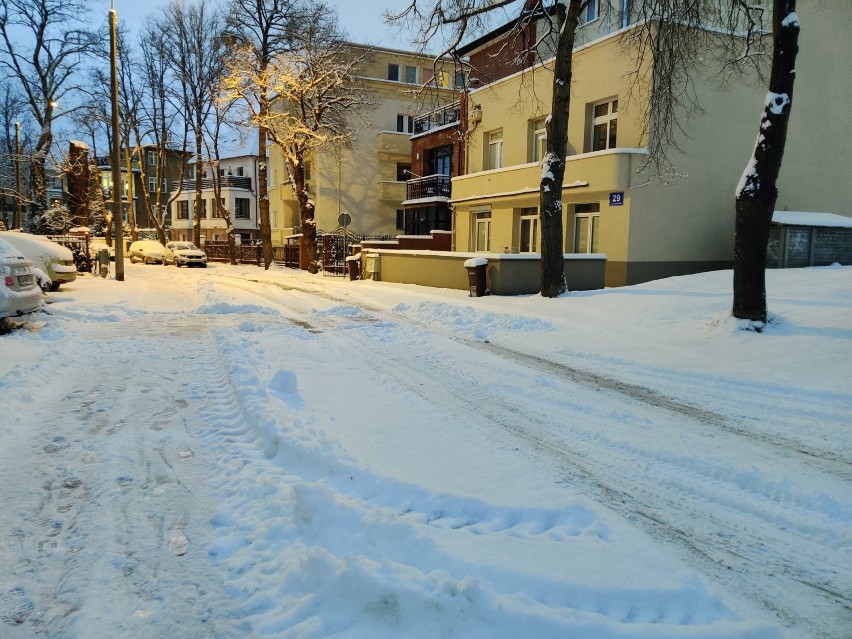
0, 231, 78, 292
127, 240, 173, 265
0, 237, 43, 318
165, 241, 207, 268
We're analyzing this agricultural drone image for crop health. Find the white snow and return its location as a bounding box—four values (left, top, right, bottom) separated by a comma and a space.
772, 211, 852, 228
1, 262, 849, 639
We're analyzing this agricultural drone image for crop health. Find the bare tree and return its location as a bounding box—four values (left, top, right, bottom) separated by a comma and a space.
222, 3, 372, 272
157, 0, 228, 248
224, 0, 300, 269
0, 0, 100, 230
732, 1, 799, 324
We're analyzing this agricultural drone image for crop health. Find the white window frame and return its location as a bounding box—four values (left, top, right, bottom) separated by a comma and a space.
530, 118, 547, 163
519, 208, 539, 253
591, 98, 618, 152
573, 203, 600, 253
148, 176, 156, 193
147, 150, 156, 166
487, 130, 503, 170
396, 114, 414, 133
405, 65, 418, 84
582, 0, 600, 24
474, 210, 491, 252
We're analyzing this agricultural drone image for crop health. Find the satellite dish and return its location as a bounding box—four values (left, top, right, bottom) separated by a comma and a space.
338, 212, 352, 227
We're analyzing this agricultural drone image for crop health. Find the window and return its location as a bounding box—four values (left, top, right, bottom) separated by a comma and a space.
402, 206, 452, 235
573, 203, 600, 253
219, 198, 226, 215
147, 150, 156, 166
583, 0, 599, 23
148, 176, 156, 193
396, 209, 405, 230
396, 163, 411, 181
236, 166, 244, 177
405, 65, 418, 84
396, 114, 414, 133
176, 200, 189, 220
198, 199, 207, 219
388, 63, 399, 81
428, 145, 452, 176
235, 198, 250, 219
519, 207, 539, 252
530, 118, 547, 163
454, 70, 465, 89
591, 98, 618, 151
186, 166, 195, 180
303, 162, 311, 181
487, 130, 503, 170
474, 210, 491, 252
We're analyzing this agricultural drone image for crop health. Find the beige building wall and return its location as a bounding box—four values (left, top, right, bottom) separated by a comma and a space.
268, 45, 460, 243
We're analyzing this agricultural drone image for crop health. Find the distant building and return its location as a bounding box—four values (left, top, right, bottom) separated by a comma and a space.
268, 43, 463, 243
170, 155, 261, 244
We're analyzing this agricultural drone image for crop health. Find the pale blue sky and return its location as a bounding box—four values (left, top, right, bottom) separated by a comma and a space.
97, 0, 422, 50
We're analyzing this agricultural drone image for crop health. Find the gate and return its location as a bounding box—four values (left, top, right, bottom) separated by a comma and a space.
320, 230, 358, 276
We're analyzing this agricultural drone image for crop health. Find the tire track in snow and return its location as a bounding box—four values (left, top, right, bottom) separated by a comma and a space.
207, 278, 848, 639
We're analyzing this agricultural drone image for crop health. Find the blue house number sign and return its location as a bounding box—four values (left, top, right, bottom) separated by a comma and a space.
609, 192, 624, 206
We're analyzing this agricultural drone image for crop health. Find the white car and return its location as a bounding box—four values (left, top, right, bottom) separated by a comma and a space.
0, 237, 43, 318
127, 240, 173, 265
166, 241, 207, 268
0, 231, 78, 292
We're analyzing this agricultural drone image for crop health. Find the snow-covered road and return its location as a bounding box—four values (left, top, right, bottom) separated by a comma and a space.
1, 263, 849, 638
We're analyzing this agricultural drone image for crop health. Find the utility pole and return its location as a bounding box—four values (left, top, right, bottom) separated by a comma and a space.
109, 2, 124, 280
14, 121, 22, 229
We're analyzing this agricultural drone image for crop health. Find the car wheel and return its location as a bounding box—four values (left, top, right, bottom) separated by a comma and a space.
49, 282, 61, 292
175, 261, 181, 267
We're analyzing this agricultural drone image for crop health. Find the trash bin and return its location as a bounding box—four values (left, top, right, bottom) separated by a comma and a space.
464, 257, 488, 297
98, 248, 110, 278
346, 254, 361, 281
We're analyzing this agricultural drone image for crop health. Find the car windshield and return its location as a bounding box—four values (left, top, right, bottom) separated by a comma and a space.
173, 243, 197, 250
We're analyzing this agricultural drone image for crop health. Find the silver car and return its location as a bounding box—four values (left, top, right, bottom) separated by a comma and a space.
0, 237, 43, 318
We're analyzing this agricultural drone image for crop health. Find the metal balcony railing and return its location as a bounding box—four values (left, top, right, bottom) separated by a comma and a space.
171, 176, 252, 191
405, 174, 451, 200
413, 101, 460, 135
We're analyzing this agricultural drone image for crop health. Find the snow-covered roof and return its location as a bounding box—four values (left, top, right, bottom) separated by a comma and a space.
772, 211, 852, 228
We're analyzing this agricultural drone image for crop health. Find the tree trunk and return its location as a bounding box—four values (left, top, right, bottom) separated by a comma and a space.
258, 93, 273, 269
539, 0, 580, 298
193, 124, 203, 247
292, 156, 316, 271
732, 0, 799, 323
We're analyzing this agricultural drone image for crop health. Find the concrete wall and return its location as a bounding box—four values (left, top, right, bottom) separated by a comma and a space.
360, 249, 605, 294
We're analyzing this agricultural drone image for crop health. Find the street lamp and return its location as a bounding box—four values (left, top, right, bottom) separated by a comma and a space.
14, 121, 22, 229
109, 0, 124, 280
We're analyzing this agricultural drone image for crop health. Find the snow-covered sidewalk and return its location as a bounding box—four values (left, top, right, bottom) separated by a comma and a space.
1, 262, 849, 638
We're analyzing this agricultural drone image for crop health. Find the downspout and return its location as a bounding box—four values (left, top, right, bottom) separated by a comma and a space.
622, 0, 629, 29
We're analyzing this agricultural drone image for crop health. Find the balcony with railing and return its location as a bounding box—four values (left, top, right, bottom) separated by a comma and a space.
404, 174, 451, 202
413, 101, 460, 136
171, 176, 253, 192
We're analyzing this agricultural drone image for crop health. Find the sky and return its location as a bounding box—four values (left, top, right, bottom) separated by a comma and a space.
100, 0, 437, 50
1, 253, 849, 639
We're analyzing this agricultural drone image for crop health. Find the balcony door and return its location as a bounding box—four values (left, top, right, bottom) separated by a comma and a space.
428, 145, 453, 177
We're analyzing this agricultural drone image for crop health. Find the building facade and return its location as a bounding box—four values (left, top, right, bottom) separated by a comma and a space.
446, 3, 849, 287
170, 155, 261, 244
268, 44, 463, 244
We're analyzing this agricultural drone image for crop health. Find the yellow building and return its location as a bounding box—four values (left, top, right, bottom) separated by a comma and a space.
268, 45, 461, 243
451, 4, 850, 287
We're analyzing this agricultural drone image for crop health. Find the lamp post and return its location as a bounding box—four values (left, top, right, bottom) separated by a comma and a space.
14, 121, 22, 229
109, 1, 124, 280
